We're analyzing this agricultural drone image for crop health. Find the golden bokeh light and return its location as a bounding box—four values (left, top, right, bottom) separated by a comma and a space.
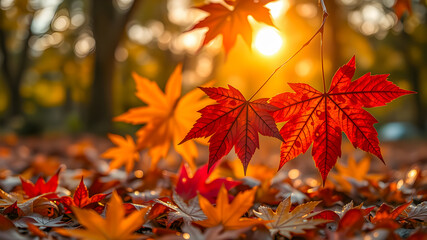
254, 27, 283, 56
288, 169, 300, 179
266, 0, 289, 19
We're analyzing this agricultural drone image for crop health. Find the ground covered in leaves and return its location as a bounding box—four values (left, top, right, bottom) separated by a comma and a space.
0, 135, 426, 240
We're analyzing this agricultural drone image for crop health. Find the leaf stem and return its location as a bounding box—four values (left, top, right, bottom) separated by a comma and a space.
248, 0, 328, 101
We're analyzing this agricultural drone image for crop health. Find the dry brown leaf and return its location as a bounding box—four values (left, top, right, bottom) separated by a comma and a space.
253, 197, 328, 238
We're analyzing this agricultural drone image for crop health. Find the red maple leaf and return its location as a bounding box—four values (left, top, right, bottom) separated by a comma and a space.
334, 209, 366, 238
190, 0, 276, 54
371, 201, 412, 229
59, 178, 107, 214
3, 201, 24, 219
20, 167, 62, 198
180, 85, 283, 173
175, 164, 240, 203
270, 56, 415, 182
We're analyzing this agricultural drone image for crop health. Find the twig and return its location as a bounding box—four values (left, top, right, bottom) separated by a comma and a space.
248, 1, 329, 101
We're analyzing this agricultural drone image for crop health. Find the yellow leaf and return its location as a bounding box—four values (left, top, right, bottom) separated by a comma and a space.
114, 64, 213, 169
101, 134, 140, 174
254, 197, 329, 238
331, 156, 385, 193
55, 191, 148, 240
196, 185, 263, 230
212, 159, 277, 182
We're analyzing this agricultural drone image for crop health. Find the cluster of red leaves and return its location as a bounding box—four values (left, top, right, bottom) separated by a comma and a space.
182, 56, 414, 182
101, 0, 415, 184
0, 149, 426, 239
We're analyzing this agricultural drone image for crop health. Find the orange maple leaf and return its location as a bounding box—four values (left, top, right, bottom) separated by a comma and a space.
196, 185, 264, 230
393, 0, 412, 19
101, 134, 140, 173
55, 191, 148, 240
114, 65, 213, 169
331, 156, 385, 193
190, 0, 276, 54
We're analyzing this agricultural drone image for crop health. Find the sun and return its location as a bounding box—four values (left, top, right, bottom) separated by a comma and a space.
254, 27, 283, 56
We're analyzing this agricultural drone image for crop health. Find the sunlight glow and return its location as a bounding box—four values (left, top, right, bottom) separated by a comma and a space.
266, 0, 289, 19
254, 27, 283, 56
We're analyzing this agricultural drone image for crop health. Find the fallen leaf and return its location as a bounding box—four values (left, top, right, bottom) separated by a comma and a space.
20, 167, 62, 198
20, 154, 61, 179
371, 201, 412, 229
155, 191, 206, 226
59, 177, 107, 214
334, 201, 374, 218
331, 156, 385, 193
26, 222, 47, 238
55, 191, 148, 240
88, 174, 121, 196
407, 230, 427, 240
254, 197, 328, 238
402, 201, 427, 222
306, 186, 342, 207
101, 134, 140, 174
0, 214, 16, 231
158, 224, 248, 240
175, 163, 240, 203
196, 185, 262, 230
0, 189, 59, 217
274, 182, 308, 204
31, 197, 60, 218
14, 215, 69, 228
211, 160, 280, 204
0, 189, 26, 207
333, 209, 366, 238
0, 214, 27, 240
2, 201, 24, 219
212, 159, 278, 182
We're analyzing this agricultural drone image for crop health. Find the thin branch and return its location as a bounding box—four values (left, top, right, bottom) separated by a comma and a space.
248, 4, 328, 101
320, 0, 327, 93
320, 28, 326, 93
320, 0, 328, 15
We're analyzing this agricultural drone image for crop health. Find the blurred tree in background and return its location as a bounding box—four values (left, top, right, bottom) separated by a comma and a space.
0, 0, 425, 137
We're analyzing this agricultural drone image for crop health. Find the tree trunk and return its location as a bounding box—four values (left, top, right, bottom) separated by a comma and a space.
0, 17, 32, 120
401, 32, 425, 132
87, 0, 138, 133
